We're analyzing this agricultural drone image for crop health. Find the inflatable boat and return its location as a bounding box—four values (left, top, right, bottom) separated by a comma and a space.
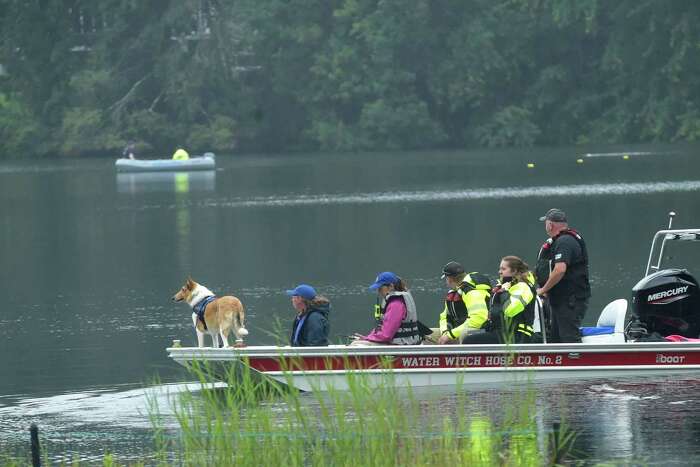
115, 153, 215, 172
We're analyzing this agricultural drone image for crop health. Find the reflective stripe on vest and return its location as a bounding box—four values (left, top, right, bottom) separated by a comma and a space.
489, 273, 536, 336
504, 274, 537, 336
503, 282, 534, 319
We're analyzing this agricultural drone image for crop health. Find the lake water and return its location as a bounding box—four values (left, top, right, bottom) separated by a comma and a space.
1, 145, 700, 463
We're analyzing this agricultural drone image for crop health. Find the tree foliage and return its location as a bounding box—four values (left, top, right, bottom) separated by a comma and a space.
0, 0, 699, 157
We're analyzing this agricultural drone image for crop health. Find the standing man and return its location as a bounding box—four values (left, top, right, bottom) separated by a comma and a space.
535, 209, 591, 343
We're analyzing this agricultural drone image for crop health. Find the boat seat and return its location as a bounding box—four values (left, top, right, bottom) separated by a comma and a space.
581, 299, 628, 343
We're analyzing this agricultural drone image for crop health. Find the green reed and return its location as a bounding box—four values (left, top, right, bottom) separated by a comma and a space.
146, 358, 576, 467
0, 357, 578, 466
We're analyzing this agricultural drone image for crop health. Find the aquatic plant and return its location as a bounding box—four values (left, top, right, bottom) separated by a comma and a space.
146, 358, 576, 466
0, 359, 578, 466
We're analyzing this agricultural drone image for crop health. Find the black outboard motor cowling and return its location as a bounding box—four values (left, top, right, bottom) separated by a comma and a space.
631, 268, 700, 338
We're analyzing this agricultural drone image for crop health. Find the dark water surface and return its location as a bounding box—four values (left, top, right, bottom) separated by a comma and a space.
1, 146, 700, 463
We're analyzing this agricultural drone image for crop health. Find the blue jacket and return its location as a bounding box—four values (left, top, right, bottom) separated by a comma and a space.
291, 302, 330, 346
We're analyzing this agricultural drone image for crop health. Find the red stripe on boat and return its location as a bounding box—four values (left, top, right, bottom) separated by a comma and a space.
246, 351, 699, 372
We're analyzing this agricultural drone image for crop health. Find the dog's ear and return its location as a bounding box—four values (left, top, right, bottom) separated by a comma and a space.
186, 277, 195, 289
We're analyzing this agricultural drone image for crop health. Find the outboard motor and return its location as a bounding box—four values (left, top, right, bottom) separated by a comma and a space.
630, 268, 700, 338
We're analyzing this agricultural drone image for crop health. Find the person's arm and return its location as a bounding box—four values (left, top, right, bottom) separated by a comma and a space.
464, 290, 489, 329
302, 312, 329, 346
439, 303, 449, 335
537, 262, 566, 295
450, 290, 488, 337
537, 237, 575, 296
437, 304, 453, 344
504, 283, 534, 318
363, 299, 406, 343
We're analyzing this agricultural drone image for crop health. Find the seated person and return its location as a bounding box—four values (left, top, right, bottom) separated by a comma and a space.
351, 272, 422, 345
286, 284, 330, 346
437, 261, 492, 344
462, 256, 536, 345
122, 142, 136, 160
172, 148, 190, 160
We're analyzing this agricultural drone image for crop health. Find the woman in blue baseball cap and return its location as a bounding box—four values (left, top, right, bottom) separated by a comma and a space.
350, 272, 422, 346
286, 284, 330, 346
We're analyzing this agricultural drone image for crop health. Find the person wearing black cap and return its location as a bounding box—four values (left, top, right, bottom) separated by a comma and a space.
437, 261, 492, 344
286, 284, 330, 346
535, 208, 591, 343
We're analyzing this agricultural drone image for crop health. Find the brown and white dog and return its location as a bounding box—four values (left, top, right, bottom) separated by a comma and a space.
172, 278, 249, 348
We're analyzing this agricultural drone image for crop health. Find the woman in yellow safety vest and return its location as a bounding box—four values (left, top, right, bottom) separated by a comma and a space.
462, 256, 536, 344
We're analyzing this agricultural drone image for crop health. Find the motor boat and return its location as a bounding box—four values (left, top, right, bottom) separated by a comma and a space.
167, 218, 700, 391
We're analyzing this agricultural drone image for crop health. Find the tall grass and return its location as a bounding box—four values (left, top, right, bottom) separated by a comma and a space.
148, 359, 576, 466
0, 361, 577, 466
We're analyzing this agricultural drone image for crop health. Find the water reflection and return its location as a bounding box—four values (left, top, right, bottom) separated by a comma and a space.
175, 177, 192, 271
0, 376, 697, 463
116, 171, 216, 194
585, 383, 636, 457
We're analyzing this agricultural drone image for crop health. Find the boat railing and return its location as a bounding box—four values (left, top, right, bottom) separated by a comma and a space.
644, 227, 700, 276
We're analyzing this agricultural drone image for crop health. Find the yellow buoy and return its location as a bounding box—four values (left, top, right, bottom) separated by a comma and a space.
623, 154, 630, 160
576, 158, 584, 164
527, 163, 535, 168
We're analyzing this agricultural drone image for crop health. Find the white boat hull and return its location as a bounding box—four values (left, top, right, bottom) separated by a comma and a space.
167, 342, 700, 392
115, 155, 215, 172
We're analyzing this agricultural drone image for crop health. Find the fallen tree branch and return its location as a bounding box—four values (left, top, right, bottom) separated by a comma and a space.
108, 74, 150, 117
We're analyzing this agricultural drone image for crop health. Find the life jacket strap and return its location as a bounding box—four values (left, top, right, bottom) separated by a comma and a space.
193, 295, 216, 331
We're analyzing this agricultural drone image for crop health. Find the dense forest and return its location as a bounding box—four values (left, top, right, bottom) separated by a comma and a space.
1, 0, 699, 158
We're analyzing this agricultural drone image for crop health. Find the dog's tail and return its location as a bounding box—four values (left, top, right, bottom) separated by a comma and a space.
236, 309, 249, 336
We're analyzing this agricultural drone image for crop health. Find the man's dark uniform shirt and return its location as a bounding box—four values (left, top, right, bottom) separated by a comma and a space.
549, 232, 591, 305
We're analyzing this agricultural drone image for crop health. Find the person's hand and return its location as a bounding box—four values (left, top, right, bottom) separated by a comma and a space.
536, 288, 547, 297
438, 334, 453, 345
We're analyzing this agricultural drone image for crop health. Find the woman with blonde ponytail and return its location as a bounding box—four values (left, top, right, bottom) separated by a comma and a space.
461, 256, 537, 344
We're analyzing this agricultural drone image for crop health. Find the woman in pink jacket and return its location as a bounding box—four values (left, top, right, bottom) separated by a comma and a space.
351, 272, 422, 346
